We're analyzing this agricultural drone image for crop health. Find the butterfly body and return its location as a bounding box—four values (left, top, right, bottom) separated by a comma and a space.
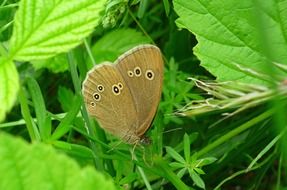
82, 45, 163, 144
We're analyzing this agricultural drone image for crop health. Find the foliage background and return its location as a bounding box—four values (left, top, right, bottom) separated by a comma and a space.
0, 0, 287, 189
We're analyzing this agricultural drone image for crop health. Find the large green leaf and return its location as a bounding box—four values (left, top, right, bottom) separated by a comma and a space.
0, 57, 19, 122
10, 0, 106, 61
173, 0, 287, 84
31, 53, 69, 73
0, 132, 116, 190
91, 28, 151, 66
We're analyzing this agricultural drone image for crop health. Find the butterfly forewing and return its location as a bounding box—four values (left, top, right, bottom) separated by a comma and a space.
115, 45, 164, 137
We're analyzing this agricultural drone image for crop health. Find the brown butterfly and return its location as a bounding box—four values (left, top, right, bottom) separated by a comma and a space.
82, 45, 163, 144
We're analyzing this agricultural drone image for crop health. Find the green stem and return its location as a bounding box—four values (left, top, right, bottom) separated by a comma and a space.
276, 153, 283, 190
84, 39, 97, 66
0, 113, 68, 128
215, 148, 276, 190
81, 40, 116, 175
67, 51, 104, 170
196, 109, 274, 158
128, 8, 155, 44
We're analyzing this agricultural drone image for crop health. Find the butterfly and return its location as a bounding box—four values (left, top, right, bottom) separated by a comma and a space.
82, 44, 163, 144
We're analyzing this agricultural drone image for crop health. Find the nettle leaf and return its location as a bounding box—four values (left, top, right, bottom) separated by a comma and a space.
0, 57, 19, 122
173, 0, 287, 84
10, 0, 106, 61
91, 28, 151, 66
0, 132, 116, 190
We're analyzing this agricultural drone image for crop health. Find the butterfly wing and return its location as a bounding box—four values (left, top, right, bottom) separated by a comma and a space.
82, 62, 139, 143
115, 45, 164, 137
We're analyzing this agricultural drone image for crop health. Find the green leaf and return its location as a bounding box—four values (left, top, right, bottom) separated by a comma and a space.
119, 173, 138, 185
177, 168, 187, 179
137, 0, 148, 18
31, 53, 69, 73
0, 132, 116, 190
91, 28, 151, 66
194, 168, 205, 175
0, 4, 15, 42
183, 133, 190, 162
170, 162, 185, 169
27, 77, 50, 140
173, 0, 287, 84
51, 95, 81, 140
189, 169, 205, 189
154, 158, 190, 190
0, 57, 19, 122
10, 0, 106, 61
163, 0, 170, 16
166, 146, 186, 164
57, 86, 76, 112
18, 86, 41, 141
196, 157, 217, 167
52, 140, 94, 159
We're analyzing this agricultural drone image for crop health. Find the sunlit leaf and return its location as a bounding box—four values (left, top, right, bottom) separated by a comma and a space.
174, 0, 287, 84
91, 28, 151, 66
0, 132, 116, 190
10, 0, 106, 61
0, 57, 19, 122
31, 53, 69, 73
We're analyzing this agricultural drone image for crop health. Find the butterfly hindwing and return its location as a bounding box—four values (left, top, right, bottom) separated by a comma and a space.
82, 62, 139, 142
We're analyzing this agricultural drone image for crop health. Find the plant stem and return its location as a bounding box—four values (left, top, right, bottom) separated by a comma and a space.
276, 153, 283, 190
84, 39, 97, 66
128, 8, 155, 44
67, 51, 104, 170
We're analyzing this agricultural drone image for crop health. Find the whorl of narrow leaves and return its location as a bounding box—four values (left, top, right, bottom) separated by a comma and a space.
10, 0, 106, 61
